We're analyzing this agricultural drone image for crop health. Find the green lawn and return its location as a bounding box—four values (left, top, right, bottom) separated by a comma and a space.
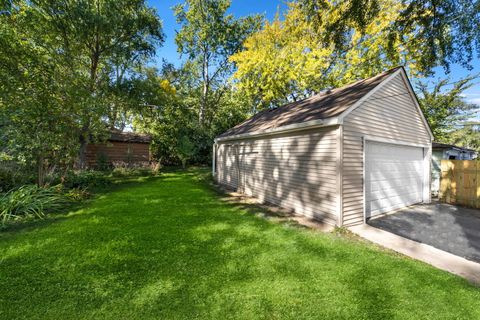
1, 169, 479, 319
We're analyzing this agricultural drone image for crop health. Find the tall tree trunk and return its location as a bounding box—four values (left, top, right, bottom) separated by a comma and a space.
78, 130, 88, 169
200, 48, 209, 124
37, 153, 45, 187
77, 45, 99, 169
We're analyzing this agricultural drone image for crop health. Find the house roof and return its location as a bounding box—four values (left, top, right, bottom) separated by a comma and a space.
432, 142, 476, 153
217, 67, 402, 139
108, 130, 152, 144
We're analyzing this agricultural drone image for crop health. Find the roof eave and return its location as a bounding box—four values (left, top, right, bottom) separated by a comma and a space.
433, 145, 476, 153
214, 117, 341, 143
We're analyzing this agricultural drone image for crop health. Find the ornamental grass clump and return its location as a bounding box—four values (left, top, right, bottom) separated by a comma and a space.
0, 185, 66, 225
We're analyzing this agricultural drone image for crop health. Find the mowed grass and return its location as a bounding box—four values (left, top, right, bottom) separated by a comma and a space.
0, 169, 479, 319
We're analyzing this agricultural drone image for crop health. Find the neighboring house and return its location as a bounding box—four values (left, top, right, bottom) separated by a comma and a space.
213, 67, 433, 227
85, 130, 152, 169
431, 142, 477, 196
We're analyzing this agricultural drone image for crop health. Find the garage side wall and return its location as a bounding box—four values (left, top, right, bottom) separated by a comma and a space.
342, 72, 432, 226
216, 127, 339, 225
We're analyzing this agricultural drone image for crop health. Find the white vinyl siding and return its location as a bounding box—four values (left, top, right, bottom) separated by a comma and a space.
216, 127, 339, 224
342, 72, 432, 226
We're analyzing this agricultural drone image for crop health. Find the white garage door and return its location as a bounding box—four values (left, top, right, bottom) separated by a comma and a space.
366, 141, 424, 218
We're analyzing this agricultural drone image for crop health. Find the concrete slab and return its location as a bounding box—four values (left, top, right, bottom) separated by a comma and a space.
368, 202, 480, 263
349, 224, 480, 285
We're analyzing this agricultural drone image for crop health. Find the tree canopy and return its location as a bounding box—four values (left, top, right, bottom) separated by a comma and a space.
1, 0, 479, 183
174, 0, 261, 125
231, 0, 426, 109
297, 0, 480, 73
416, 75, 480, 152
0, 0, 164, 183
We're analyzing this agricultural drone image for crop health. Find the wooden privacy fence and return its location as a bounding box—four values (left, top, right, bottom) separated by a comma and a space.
439, 160, 480, 208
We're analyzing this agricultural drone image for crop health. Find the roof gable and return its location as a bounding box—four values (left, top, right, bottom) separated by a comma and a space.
339, 68, 433, 140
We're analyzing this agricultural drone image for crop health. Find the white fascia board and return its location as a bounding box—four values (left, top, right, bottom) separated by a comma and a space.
214, 116, 340, 143
337, 69, 402, 123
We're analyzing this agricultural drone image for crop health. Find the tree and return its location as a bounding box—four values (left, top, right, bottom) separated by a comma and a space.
129, 64, 197, 165
416, 75, 478, 141
0, 0, 164, 186
231, 0, 420, 109
174, 0, 261, 125
297, 0, 480, 73
0, 4, 78, 186
18, 0, 164, 168
449, 123, 480, 152
177, 135, 195, 168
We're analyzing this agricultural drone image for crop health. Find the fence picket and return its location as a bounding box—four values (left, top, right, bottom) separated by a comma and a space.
439, 160, 480, 208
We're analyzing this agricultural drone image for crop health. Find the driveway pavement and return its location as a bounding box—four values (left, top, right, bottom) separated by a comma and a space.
368, 202, 480, 263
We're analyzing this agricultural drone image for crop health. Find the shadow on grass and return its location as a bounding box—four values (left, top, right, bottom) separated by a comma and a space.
0, 174, 161, 234
0, 169, 479, 319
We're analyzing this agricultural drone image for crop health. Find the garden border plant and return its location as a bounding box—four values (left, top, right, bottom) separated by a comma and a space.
0, 166, 160, 228
0, 185, 67, 225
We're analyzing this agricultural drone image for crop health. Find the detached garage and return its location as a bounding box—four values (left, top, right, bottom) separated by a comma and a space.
213, 67, 433, 226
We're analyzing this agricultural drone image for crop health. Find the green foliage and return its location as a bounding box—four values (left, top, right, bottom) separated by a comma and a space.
0, 161, 34, 193
112, 167, 156, 178
96, 152, 111, 172
448, 123, 480, 153
174, 0, 261, 124
3, 0, 478, 175
231, 0, 423, 109
132, 61, 253, 166
0, 0, 164, 180
0, 5, 80, 184
297, 0, 480, 73
63, 187, 91, 202
177, 135, 196, 168
62, 171, 111, 191
0, 185, 66, 225
416, 76, 478, 141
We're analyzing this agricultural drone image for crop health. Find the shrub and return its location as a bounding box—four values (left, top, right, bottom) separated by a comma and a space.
0, 161, 34, 192
112, 167, 152, 177
177, 135, 195, 168
63, 187, 91, 201
96, 152, 111, 171
0, 185, 66, 224
62, 171, 111, 190
111, 161, 158, 177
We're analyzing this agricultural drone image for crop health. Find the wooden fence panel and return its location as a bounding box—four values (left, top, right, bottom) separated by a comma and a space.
439, 160, 480, 208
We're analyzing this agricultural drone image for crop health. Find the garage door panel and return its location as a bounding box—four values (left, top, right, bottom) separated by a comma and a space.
370, 172, 422, 183
370, 182, 421, 196
369, 160, 422, 169
369, 167, 422, 178
369, 188, 422, 202
366, 141, 424, 218
370, 176, 421, 192
370, 193, 421, 215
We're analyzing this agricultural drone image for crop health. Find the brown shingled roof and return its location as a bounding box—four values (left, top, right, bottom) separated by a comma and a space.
108, 130, 152, 144
218, 67, 402, 138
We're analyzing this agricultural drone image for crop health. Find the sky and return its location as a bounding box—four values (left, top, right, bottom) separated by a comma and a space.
147, 0, 480, 113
